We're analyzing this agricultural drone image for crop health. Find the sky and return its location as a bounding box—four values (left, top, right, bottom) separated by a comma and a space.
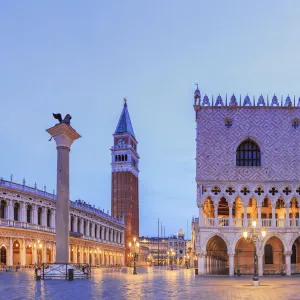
1, 1, 300, 237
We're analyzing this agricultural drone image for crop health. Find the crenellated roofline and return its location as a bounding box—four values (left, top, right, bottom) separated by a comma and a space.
193, 88, 300, 109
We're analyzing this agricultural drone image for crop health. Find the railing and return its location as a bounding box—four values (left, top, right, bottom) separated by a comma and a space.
232, 218, 243, 227
218, 218, 229, 227
201, 217, 300, 228
276, 218, 285, 227
290, 219, 299, 227
0, 219, 56, 233
203, 218, 214, 226
261, 219, 272, 227
38, 263, 91, 280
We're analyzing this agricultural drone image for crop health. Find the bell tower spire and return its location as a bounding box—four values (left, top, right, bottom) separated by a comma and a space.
111, 99, 140, 264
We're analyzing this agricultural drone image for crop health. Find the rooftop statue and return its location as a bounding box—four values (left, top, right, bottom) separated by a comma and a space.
52, 113, 72, 126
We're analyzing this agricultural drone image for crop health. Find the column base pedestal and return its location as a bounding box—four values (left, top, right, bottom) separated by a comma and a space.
252, 280, 260, 286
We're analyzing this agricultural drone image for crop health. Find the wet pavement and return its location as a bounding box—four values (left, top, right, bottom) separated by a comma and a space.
1, 267, 300, 299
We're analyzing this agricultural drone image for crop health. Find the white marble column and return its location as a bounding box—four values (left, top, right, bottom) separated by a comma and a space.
258, 254, 263, 276
7, 200, 13, 221
52, 244, 56, 263
47, 123, 80, 264
285, 200, 290, 227
214, 206, 218, 227
285, 251, 292, 276
243, 206, 248, 227
86, 221, 90, 237
21, 240, 26, 266
257, 206, 262, 227
51, 210, 55, 228
229, 254, 234, 276
20, 203, 26, 222
32, 246, 37, 264
229, 205, 233, 226
79, 247, 83, 263
32, 205, 38, 225
8, 238, 13, 266
42, 208, 47, 226
74, 216, 78, 233
271, 204, 276, 227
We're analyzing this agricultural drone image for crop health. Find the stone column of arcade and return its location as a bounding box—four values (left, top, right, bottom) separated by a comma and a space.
46, 115, 81, 268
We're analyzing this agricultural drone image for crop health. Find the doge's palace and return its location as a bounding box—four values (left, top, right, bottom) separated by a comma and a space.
0, 178, 125, 267
193, 86, 300, 276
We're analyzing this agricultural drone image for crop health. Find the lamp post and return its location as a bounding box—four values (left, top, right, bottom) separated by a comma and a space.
243, 220, 266, 286
129, 237, 139, 275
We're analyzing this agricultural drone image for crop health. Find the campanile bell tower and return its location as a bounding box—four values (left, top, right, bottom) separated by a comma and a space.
111, 99, 139, 263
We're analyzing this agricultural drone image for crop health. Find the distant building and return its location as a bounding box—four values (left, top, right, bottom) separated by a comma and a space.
168, 229, 186, 265
139, 236, 169, 266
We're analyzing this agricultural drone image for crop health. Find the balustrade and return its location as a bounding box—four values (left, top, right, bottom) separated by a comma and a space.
218, 218, 229, 227
261, 219, 272, 227
202, 217, 300, 228
276, 218, 285, 227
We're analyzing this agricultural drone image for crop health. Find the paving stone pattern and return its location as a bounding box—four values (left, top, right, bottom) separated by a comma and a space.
1, 267, 300, 300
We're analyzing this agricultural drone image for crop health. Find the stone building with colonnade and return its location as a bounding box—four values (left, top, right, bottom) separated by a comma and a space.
193, 86, 300, 276
0, 179, 125, 267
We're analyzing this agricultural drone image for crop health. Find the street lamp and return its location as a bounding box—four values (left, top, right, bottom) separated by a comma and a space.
243, 220, 266, 286
128, 237, 139, 275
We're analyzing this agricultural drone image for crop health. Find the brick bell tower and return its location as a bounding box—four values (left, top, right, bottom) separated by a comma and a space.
111, 98, 139, 264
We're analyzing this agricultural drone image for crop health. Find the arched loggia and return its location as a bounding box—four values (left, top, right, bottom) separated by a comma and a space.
263, 236, 285, 275
206, 235, 228, 275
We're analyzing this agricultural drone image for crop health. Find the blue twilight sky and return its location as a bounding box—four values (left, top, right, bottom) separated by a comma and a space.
1, 1, 300, 237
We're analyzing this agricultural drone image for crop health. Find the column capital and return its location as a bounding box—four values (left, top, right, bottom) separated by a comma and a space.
46, 123, 81, 149
199, 252, 207, 258
284, 251, 292, 256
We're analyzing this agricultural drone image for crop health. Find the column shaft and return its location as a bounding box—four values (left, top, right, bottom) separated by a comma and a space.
56, 147, 70, 263
229, 254, 234, 276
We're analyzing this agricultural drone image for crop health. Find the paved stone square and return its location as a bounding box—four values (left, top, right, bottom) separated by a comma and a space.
1, 267, 300, 300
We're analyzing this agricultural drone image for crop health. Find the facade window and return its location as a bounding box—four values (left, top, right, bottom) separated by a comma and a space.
84, 221, 87, 235
264, 244, 273, 264
38, 208, 42, 225
47, 209, 51, 227
14, 203, 19, 221
100, 226, 102, 239
89, 223, 92, 236
236, 139, 261, 166
27, 205, 32, 223
95, 225, 97, 238
0, 200, 6, 219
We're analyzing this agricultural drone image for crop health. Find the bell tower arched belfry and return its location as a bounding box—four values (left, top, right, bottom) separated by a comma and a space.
111, 99, 139, 264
